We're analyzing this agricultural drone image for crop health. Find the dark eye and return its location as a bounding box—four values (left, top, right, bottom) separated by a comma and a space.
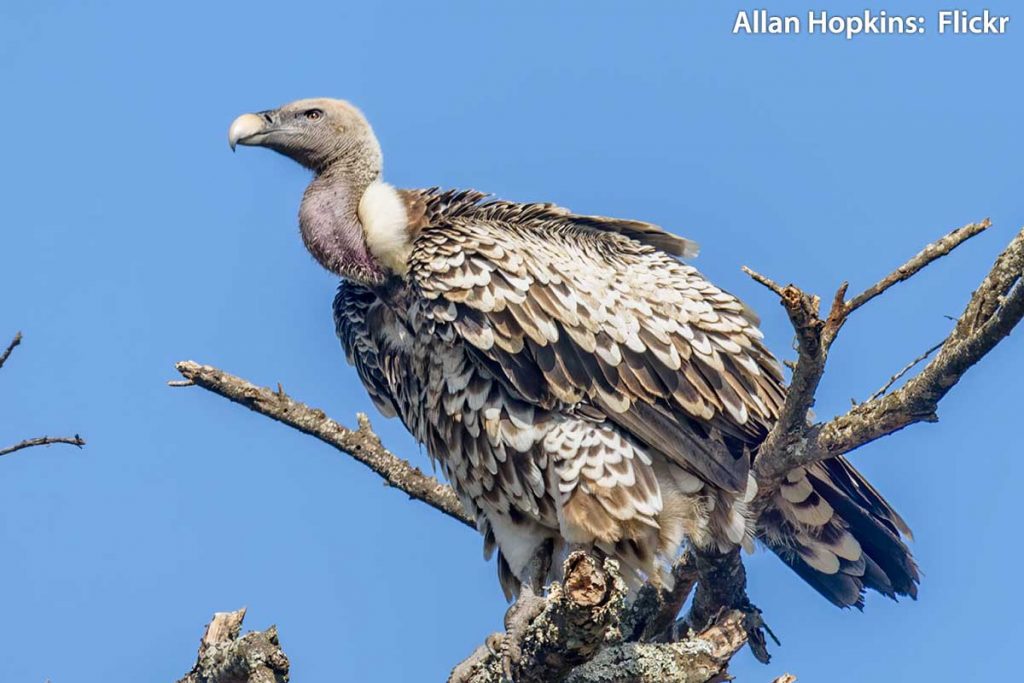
304, 109, 323, 121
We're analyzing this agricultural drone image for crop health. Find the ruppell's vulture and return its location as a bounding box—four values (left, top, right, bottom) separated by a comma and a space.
228, 99, 918, 610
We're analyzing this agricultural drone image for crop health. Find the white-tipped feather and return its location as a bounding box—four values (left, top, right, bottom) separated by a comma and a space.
789, 495, 835, 527
724, 508, 747, 544
797, 540, 841, 574
780, 474, 814, 503
832, 531, 863, 561
742, 473, 759, 503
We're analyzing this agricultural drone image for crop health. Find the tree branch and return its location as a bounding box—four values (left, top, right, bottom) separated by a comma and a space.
864, 339, 945, 403
0, 331, 22, 370
176, 608, 289, 683
562, 609, 752, 683
0, 435, 86, 458
750, 220, 1021, 485
844, 219, 990, 315
1, 331, 87, 460
450, 552, 627, 683
172, 361, 474, 529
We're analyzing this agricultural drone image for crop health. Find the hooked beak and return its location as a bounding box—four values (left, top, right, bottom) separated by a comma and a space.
228, 111, 274, 151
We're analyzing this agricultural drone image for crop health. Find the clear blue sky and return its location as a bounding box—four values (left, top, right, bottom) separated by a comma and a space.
1, 1, 1021, 680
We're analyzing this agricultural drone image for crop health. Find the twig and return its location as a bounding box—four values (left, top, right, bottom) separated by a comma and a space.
0, 435, 85, 458
865, 339, 945, 403
740, 266, 785, 296
172, 361, 474, 529
845, 219, 990, 315
0, 331, 22, 370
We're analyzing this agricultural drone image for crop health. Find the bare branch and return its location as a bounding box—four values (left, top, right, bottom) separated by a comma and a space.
1, 332, 87, 460
751, 222, 1024, 483
0, 435, 85, 458
865, 339, 945, 403
176, 608, 289, 683
741, 266, 786, 297
173, 361, 474, 529
845, 219, 990, 315
0, 331, 23, 370
818, 228, 1024, 457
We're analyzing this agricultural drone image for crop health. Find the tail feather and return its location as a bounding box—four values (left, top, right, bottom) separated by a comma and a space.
759, 456, 919, 608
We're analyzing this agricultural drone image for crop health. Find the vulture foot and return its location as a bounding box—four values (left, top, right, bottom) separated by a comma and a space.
499, 583, 547, 681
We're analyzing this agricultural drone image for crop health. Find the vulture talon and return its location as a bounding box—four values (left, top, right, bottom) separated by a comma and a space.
499, 584, 547, 682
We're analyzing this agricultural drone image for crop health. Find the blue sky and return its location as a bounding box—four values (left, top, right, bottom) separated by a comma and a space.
1, 1, 1021, 680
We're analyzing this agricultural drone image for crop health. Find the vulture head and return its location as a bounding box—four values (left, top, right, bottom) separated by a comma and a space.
228, 98, 381, 177
230, 99, 403, 286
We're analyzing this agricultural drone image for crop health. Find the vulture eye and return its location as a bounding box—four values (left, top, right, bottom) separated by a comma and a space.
304, 109, 324, 121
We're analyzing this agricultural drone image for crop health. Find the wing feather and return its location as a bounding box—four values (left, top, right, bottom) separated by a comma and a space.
407, 192, 785, 492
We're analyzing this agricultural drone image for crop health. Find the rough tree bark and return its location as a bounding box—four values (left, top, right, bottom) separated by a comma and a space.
172, 219, 1023, 683
176, 608, 289, 683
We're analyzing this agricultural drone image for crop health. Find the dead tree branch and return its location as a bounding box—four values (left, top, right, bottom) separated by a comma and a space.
749, 219, 1020, 486
844, 219, 990, 314
450, 552, 626, 683
172, 361, 473, 529
1, 331, 86, 459
0, 435, 86, 458
0, 331, 22, 370
562, 609, 752, 683
171, 219, 1023, 682
176, 608, 289, 683
865, 339, 945, 403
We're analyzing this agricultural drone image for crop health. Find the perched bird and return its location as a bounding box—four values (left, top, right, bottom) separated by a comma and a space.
229, 99, 919, 610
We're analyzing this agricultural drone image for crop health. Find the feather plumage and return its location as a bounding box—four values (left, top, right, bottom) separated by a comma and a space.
333, 187, 918, 605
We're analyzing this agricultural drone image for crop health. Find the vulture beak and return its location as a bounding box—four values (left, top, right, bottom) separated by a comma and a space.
228, 111, 273, 151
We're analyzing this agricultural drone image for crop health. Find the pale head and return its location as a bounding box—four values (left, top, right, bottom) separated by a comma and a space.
229, 98, 405, 286
228, 98, 382, 179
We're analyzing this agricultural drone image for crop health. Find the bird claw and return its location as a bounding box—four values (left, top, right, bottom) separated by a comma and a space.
737, 599, 778, 664
500, 585, 547, 681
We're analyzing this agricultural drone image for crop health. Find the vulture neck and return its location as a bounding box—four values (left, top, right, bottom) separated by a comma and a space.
299, 165, 386, 285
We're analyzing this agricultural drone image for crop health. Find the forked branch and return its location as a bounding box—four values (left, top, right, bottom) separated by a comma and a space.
747, 219, 1021, 486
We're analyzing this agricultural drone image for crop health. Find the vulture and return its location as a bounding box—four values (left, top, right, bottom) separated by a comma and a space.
228, 99, 919, 610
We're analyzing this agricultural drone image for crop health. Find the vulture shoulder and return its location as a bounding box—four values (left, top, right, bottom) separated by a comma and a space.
404, 189, 786, 493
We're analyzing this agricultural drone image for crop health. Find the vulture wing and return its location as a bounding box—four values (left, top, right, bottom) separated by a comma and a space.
406, 191, 785, 492
334, 281, 407, 420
